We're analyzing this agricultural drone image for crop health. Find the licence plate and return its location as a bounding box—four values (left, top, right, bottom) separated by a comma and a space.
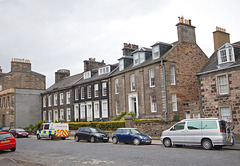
1, 140, 10, 143
146, 140, 150, 143
103, 137, 108, 139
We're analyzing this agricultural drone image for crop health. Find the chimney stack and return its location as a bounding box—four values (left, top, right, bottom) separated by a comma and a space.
122, 43, 138, 56
213, 26, 230, 51
83, 58, 106, 72
55, 69, 70, 83
176, 16, 196, 43
11, 58, 31, 72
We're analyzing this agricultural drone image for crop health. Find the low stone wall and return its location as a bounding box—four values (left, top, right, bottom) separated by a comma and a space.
133, 121, 175, 136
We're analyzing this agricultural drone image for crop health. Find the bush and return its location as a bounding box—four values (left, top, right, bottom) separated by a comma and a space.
68, 121, 125, 131
173, 114, 180, 121
112, 112, 127, 121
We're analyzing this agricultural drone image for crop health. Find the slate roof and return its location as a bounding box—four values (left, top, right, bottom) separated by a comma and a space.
198, 42, 240, 75
44, 73, 83, 93
110, 41, 177, 77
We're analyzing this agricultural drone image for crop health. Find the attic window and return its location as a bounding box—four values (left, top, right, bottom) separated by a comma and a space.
218, 46, 235, 64
119, 59, 124, 71
152, 45, 160, 60
98, 66, 110, 75
133, 52, 145, 65
84, 71, 91, 79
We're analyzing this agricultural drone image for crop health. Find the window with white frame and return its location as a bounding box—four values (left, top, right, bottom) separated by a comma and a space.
94, 102, 99, 118
218, 46, 235, 64
133, 52, 145, 65
87, 85, 92, 98
193, 113, 201, 119
170, 66, 176, 85
130, 74, 135, 91
48, 110, 52, 122
81, 87, 85, 99
43, 96, 46, 107
94, 84, 99, 97
43, 111, 47, 121
66, 92, 70, 104
98, 66, 110, 75
48, 95, 52, 107
119, 59, 124, 71
220, 107, 231, 121
60, 93, 64, 105
0, 84, 2, 91
75, 88, 79, 100
186, 112, 190, 119
149, 68, 155, 87
150, 95, 157, 112
115, 79, 119, 94
80, 104, 85, 119
102, 82, 107, 96
172, 94, 177, 111
74, 104, 79, 121
152, 45, 160, 60
217, 75, 228, 95
67, 108, 71, 122
102, 101, 108, 118
84, 71, 91, 79
60, 109, 64, 120
54, 94, 58, 106
116, 101, 120, 115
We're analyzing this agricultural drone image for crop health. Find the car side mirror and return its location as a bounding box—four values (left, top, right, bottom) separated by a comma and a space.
127, 132, 130, 135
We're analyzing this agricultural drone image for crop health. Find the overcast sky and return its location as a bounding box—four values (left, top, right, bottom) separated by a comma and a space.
0, 0, 239, 88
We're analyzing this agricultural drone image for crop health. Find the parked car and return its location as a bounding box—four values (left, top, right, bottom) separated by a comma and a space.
0, 132, 16, 152
74, 127, 109, 143
0, 127, 10, 132
9, 128, 29, 138
160, 118, 233, 150
112, 128, 152, 145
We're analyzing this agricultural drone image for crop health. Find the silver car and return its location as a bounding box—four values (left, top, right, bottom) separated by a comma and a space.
160, 118, 233, 150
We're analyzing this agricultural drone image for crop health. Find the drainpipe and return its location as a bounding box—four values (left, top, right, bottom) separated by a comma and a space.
161, 59, 168, 122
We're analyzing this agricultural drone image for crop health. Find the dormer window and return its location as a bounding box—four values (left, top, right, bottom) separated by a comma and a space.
133, 52, 145, 66
119, 59, 124, 71
84, 71, 91, 79
98, 66, 110, 75
217, 44, 235, 65
152, 45, 160, 60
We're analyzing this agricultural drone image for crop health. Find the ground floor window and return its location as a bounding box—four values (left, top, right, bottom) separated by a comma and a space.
220, 107, 231, 121
43, 111, 47, 121
60, 109, 64, 121
150, 95, 157, 112
80, 104, 85, 119
67, 108, 71, 122
48, 110, 52, 122
74, 104, 79, 121
193, 113, 200, 119
116, 101, 120, 115
102, 100, 108, 118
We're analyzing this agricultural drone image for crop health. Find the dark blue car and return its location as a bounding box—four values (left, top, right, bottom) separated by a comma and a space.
112, 128, 152, 145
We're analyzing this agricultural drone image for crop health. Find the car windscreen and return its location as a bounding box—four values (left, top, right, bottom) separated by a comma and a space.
0, 133, 12, 139
90, 128, 102, 133
16, 129, 25, 132
131, 129, 142, 134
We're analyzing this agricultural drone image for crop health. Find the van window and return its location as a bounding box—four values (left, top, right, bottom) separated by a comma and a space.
187, 121, 201, 130
171, 122, 185, 131
44, 124, 49, 130
202, 121, 217, 129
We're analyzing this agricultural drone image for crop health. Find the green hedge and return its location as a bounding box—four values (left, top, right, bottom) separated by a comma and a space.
68, 121, 125, 131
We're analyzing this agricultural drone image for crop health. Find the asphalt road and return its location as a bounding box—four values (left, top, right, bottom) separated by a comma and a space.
0, 136, 240, 166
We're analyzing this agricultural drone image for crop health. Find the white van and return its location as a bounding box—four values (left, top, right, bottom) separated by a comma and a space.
37, 122, 69, 140
160, 118, 233, 150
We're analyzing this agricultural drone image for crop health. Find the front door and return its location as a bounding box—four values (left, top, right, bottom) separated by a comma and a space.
128, 93, 139, 118
54, 110, 58, 122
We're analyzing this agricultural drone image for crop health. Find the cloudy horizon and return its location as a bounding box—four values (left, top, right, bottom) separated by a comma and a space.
0, 0, 239, 88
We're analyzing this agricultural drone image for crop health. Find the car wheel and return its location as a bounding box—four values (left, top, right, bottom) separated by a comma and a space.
75, 135, 79, 142
163, 138, 172, 147
11, 148, 16, 152
90, 136, 95, 143
202, 139, 213, 150
37, 134, 41, 140
49, 135, 54, 140
112, 137, 118, 144
133, 138, 140, 145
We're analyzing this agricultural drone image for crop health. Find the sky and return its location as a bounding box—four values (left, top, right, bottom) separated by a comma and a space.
0, 0, 239, 88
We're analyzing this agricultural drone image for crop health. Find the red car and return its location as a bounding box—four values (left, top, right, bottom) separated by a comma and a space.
9, 128, 29, 138
0, 132, 16, 152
